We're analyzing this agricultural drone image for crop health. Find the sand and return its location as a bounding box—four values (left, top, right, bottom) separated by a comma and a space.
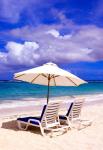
0, 100, 103, 150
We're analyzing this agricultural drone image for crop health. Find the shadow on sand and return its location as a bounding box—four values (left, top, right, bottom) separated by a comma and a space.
1, 120, 68, 137
1, 120, 42, 135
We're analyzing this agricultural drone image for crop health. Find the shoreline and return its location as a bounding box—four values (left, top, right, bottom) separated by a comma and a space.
0, 93, 103, 118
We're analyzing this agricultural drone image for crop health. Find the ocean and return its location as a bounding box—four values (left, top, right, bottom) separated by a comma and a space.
0, 81, 103, 109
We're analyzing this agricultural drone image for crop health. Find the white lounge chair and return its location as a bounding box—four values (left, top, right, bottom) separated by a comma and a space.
59, 99, 92, 129
17, 102, 68, 136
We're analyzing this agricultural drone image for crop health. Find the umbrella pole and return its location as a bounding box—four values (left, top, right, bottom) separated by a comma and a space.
47, 74, 50, 104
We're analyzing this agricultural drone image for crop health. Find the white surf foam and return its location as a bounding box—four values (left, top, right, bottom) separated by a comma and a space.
0, 93, 103, 109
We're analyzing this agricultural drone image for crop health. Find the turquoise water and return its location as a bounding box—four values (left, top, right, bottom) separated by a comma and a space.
0, 81, 103, 101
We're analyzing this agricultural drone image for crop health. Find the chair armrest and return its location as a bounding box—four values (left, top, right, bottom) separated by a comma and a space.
28, 119, 41, 124
59, 115, 68, 120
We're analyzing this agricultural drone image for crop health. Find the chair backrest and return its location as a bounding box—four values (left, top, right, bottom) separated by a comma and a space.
41, 102, 61, 128
68, 99, 84, 120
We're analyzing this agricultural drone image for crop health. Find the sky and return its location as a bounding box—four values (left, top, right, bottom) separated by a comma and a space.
0, 0, 103, 80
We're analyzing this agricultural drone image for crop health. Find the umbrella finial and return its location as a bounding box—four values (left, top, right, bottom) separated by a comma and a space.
44, 62, 58, 67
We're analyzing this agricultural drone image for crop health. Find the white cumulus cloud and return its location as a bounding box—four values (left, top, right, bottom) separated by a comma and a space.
0, 41, 39, 68
0, 24, 103, 72
46, 29, 72, 39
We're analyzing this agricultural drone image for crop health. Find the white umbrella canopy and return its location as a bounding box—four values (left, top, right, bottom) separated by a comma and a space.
14, 62, 87, 103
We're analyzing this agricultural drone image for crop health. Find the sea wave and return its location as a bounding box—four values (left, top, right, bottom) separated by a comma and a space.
0, 93, 103, 109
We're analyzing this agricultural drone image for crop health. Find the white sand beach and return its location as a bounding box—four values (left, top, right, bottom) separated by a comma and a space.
0, 95, 103, 150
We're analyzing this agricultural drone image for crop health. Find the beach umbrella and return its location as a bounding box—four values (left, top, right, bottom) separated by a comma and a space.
14, 62, 87, 103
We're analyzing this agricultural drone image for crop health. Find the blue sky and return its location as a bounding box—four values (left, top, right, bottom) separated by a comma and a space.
0, 0, 103, 80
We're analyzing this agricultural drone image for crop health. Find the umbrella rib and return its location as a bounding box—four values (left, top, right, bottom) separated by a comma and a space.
53, 75, 56, 86
31, 74, 41, 83
41, 73, 48, 78
66, 77, 78, 86
15, 73, 25, 78
51, 75, 60, 78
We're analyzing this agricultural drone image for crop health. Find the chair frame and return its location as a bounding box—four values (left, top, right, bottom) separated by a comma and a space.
17, 102, 68, 136
60, 99, 92, 129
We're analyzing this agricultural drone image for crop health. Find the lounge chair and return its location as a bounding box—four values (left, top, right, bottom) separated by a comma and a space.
17, 102, 68, 136
59, 99, 92, 129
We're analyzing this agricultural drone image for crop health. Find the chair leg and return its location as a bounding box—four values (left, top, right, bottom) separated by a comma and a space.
67, 119, 72, 129
39, 125, 45, 136
50, 130, 53, 137
17, 121, 29, 130
77, 121, 81, 130
80, 120, 92, 129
